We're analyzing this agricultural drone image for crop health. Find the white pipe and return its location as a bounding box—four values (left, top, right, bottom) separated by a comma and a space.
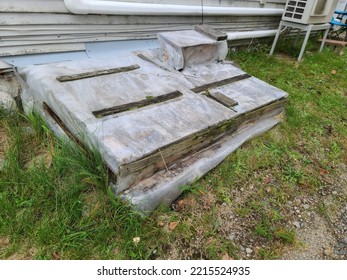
227, 29, 278, 40
64, 0, 283, 16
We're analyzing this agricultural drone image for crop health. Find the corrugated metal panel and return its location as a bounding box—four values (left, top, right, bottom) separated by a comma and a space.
0, 0, 288, 56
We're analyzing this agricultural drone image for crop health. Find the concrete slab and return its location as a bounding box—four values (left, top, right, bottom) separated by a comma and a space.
158, 30, 227, 70
17, 29, 288, 214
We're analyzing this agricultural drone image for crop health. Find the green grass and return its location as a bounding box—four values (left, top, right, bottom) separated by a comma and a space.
0, 44, 346, 259
0, 113, 160, 259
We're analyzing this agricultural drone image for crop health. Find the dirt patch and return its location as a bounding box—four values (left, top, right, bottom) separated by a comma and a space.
281, 215, 335, 259
157, 161, 347, 260
1, 236, 38, 260
0, 125, 9, 157
0, 236, 10, 247
0, 125, 9, 170
275, 53, 299, 64
81, 189, 101, 219
7, 247, 38, 260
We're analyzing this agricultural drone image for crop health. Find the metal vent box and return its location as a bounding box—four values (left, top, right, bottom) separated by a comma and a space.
282, 0, 338, 24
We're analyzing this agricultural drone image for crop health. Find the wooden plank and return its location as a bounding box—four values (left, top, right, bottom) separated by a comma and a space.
43, 102, 84, 148
56, 64, 140, 82
319, 38, 346, 55
319, 39, 347, 46
208, 91, 239, 107
191, 74, 252, 93
137, 53, 173, 71
119, 97, 287, 179
236, 98, 287, 125
93, 91, 183, 118
119, 117, 239, 176
195, 24, 228, 41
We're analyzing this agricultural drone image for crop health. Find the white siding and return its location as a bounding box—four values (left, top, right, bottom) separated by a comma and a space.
337, 0, 347, 9
0, 0, 287, 56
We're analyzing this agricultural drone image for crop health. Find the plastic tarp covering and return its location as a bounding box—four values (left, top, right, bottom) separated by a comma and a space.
18, 47, 288, 214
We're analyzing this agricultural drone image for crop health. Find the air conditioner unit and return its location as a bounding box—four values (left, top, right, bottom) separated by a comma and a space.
282, 0, 338, 24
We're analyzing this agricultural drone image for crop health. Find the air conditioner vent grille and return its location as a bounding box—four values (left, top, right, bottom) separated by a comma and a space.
282, 0, 338, 25
285, 0, 306, 20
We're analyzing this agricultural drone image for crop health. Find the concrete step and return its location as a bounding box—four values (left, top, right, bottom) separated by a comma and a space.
18, 29, 288, 214
158, 28, 228, 70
